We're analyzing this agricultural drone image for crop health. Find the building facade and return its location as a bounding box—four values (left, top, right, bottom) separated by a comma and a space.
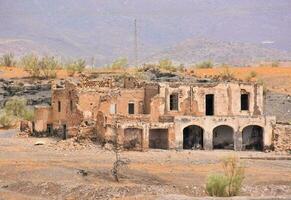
33, 76, 276, 151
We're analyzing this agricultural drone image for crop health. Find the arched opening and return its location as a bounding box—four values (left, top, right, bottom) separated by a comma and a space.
242, 125, 263, 151
124, 128, 143, 150
213, 125, 234, 150
183, 125, 204, 149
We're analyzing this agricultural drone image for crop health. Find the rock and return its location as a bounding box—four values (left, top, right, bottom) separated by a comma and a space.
34, 141, 45, 145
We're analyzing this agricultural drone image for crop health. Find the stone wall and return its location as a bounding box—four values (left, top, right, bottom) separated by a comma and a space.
274, 123, 291, 152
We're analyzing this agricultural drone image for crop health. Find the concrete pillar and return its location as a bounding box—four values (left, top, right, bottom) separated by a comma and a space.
175, 123, 184, 149
142, 124, 149, 151
168, 126, 176, 149
204, 128, 213, 150
234, 130, 242, 151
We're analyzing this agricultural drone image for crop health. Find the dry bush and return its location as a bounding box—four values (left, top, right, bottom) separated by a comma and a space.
245, 71, 257, 82
0, 53, 16, 67
222, 156, 245, 196
218, 66, 235, 80
21, 54, 58, 79
65, 59, 86, 77
111, 130, 130, 182
196, 60, 213, 69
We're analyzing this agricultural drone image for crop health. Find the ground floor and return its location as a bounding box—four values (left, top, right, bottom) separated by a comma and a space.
32, 114, 276, 152
112, 115, 276, 151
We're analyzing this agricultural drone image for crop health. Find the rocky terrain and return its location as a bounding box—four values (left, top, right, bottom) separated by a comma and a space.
0, 78, 51, 108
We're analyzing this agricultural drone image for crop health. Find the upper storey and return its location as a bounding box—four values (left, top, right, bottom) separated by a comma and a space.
50, 76, 264, 126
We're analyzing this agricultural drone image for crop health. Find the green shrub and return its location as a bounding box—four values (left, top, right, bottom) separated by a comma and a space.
0, 53, 16, 67
21, 54, 41, 78
21, 54, 59, 79
38, 56, 58, 78
111, 58, 128, 69
22, 108, 34, 121
4, 98, 27, 118
4, 98, 34, 121
196, 61, 213, 69
0, 112, 15, 128
206, 174, 228, 197
65, 59, 86, 76
158, 59, 177, 72
205, 156, 245, 197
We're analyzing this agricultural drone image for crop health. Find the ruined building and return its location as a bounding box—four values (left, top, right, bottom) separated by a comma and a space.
33, 74, 276, 151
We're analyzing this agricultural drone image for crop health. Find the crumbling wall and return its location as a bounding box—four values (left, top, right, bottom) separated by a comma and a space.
155, 82, 263, 118
144, 84, 160, 114
274, 123, 291, 152
34, 105, 52, 133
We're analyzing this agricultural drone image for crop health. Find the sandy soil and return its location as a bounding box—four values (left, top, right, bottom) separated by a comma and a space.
193, 66, 291, 94
0, 130, 290, 200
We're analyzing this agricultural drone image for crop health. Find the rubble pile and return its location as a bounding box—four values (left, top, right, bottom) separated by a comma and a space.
48, 137, 101, 151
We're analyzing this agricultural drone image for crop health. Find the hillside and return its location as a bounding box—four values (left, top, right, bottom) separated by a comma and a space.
146, 38, 291, 66
0, 0, 291, 65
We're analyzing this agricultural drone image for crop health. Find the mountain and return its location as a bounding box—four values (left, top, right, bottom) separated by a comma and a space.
0, 0, 291, 65
146, 38, 291, 66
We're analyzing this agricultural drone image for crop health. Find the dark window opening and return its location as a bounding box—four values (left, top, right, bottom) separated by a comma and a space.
242, 125, 263, 151
70, 100, 73, 112
213, 125, 234, 150
170, 93, 178, 111
47, 124, 53, 135
58, 101, 61, 112
183, 125, 204, 150
205, 94, 214, 116
63, 124, 67, 140
128, 103, 135, 114
241, 93, 249, 111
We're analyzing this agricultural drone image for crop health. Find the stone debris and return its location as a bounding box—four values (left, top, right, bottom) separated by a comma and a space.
48, 137, 101, 151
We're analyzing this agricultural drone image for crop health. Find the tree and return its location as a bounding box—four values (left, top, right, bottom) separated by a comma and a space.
22, 54, 40, 78
158, 59, 177, 72
4, 98, 27, 118
0, 53, 16, 67
65, 59, 86, 76
111, 58, 128, 69
39, 56, 58, 78
111, 121, 130, 182
0, 98, 34, 128
22, 54, 59, 79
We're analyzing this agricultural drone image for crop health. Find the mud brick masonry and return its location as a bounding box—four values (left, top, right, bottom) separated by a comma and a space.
32, 74, 290, 152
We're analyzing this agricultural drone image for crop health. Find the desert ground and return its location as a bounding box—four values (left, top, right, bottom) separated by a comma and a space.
0, 130, 290, 200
